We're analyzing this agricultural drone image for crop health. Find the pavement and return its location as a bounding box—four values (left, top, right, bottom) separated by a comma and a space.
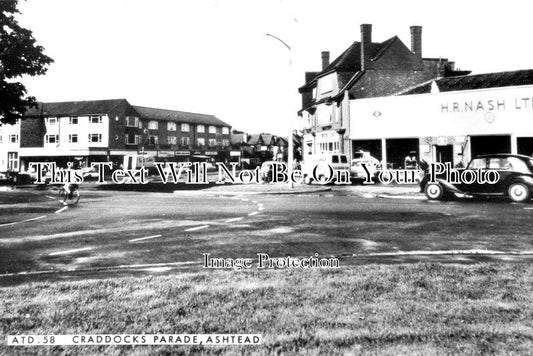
172, 182, 422, 196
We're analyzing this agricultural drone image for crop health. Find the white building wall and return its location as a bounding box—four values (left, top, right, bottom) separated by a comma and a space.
349, 85, 533, 139
0, 120, 21, 172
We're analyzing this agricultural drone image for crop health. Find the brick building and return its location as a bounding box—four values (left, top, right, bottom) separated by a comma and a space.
298, 24, 468, 162
0, 99, 231, 173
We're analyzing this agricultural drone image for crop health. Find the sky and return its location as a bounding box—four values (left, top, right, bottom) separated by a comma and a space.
16, 0, 533, 135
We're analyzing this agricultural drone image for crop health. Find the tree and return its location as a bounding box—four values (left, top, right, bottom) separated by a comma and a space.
0, 1, 53, 124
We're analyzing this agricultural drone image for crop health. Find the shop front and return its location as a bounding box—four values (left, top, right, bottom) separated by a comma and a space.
349, 84, 533, 168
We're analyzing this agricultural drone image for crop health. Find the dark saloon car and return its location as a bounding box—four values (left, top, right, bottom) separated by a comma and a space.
420, 154, 533, 202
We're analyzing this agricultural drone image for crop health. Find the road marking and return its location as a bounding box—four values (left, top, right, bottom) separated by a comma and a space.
49, 247, 93, 256
258, 207, 264, 211
45, 195, 56, 200
55, 206, 68, 214
184, 225, 209, 232
524, 207, 533, 210
252, 201, 258, 204
248, 211, 259, 216
129, 234, 162, 242
225, 217, 243, 223
0, 215, 47, 227
241, 198, 249, 202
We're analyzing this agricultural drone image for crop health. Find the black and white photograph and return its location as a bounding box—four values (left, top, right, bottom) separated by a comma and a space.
1, 0, 533, 354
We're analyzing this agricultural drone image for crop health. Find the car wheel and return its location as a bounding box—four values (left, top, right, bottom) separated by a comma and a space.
508, 183, 530, 203
425, 183, 444, 200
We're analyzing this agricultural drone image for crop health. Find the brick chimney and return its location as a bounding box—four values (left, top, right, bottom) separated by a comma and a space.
410, 25, 422, 57
321, 51, 330, 70
360, 24, 372, 71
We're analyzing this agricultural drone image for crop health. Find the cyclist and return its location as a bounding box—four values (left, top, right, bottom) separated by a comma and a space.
61, 182, 79, 205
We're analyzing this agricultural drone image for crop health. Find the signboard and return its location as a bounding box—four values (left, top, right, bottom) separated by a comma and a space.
437, 136, 448, 146
205, 151, 218, 156
158, 151, 174, 157
175, 151, 190, 156
230, 151, 241, 157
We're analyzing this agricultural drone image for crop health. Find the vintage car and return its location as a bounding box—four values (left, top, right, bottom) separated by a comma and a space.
350, 151, 381, 182
420, 154, 533, 202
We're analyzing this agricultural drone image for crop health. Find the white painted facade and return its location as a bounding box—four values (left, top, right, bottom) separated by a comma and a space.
0, 120, 21, 172
349, 84, 533, 167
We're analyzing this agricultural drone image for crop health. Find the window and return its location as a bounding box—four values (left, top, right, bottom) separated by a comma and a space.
167, 136, 177, 145
208, 138, 217, 147
319, 74, 334, 94
89, 115, 102, 124
125, 133, 140, 145
46, 117, 57, 125
149, 135, 158, 145
69, 116, 78, 125
88, 133, 102, 143
197, 125, 205, 133
469, 158, 486, 169
181, 137, 190, 146
181, 123, 190, 132
167, 122, 177, 131
197, 137, 205, 146
148, 121, 158, 130
222, 139, 230, 147
208, 126, 216, 134
68, 134, 78, 143
507, 157, 530, 174
8, 152, 18, 170
222, 127, 229, 135
9, 134, 19, 143
0, 135, 2, 144
45, 134, 59, 144
125, 116, 139, 127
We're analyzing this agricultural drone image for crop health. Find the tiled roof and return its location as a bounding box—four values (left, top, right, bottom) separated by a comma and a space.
323, 36, 398, 73
247, 134, 263, 146
24, 99, 128, 117
299, 37, 398, 91
132, 106, 229, 127
399, 69, 533, 95
23, 99, 230, 127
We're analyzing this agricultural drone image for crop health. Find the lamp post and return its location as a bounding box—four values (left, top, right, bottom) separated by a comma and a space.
266, 33, 294, 188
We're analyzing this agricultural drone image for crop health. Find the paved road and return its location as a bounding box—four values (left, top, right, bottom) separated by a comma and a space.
1, 185, 532, 284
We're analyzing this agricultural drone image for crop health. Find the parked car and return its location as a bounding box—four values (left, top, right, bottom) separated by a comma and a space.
301, 154, 350, 184
80, 166, 100, 180
420, 154, 533, 202
350, 151, 381, 182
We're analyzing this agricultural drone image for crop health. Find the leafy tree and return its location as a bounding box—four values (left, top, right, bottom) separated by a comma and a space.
0, 1, 53, 124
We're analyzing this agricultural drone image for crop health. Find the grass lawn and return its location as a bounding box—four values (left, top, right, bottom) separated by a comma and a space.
1, 263, 532, 355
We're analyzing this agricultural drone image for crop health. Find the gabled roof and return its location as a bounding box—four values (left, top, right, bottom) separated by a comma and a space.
24, 99, 129, 117
399, 69, 533, 95
299, 36, 400, 92
132, 105, 230, 127
260, 133, 275, 146
324, 36, 398, 73
231, 133, 248, 145
247, 134, 263, 146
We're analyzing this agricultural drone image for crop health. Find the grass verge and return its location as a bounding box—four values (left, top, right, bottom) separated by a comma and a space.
1, 263, 532, 355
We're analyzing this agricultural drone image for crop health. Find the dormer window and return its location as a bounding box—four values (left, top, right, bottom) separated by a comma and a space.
319, 74, 334, 94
